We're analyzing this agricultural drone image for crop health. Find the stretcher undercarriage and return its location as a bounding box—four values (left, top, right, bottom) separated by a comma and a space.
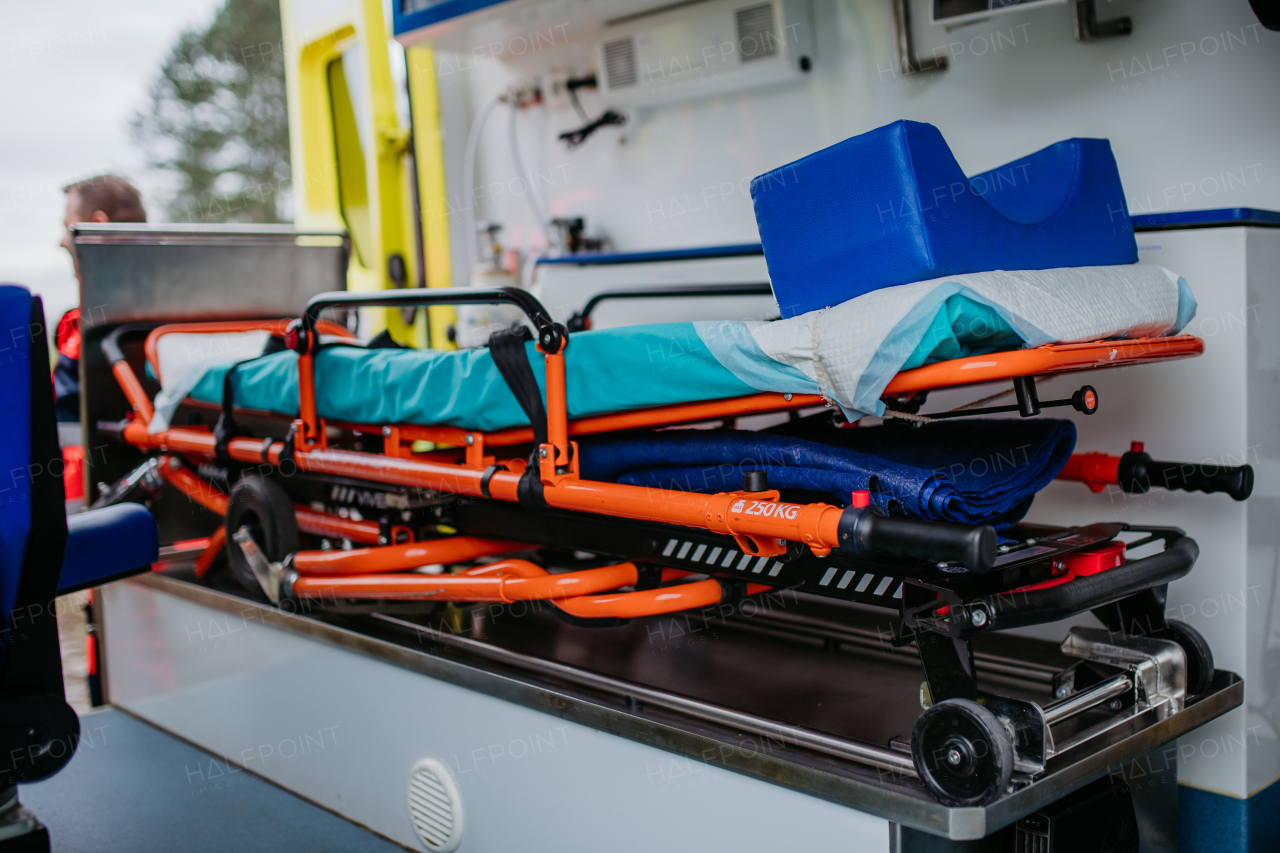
94, 287, 1248, 813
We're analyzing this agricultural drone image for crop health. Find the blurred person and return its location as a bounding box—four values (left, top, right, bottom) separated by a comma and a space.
55, 175, 147, 422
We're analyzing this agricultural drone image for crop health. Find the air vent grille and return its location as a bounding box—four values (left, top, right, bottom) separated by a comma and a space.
735, 3, 778, 63
603, 36, 638, 88
407, 759, 464, 852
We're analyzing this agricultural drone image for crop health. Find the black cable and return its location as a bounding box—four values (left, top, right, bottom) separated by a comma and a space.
559, 110, 627, 148
558, 74, 626, 148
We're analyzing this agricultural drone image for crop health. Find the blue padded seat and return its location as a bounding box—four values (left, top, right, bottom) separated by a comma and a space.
0, 284, 157, 622
751, 120, 1139, 317
59, 504, 158, 596
0, 286, 33, 630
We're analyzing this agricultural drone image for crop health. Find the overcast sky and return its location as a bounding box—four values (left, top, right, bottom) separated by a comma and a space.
0, 0, 223, 323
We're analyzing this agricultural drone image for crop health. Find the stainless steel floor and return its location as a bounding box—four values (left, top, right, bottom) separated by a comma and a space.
383, 590, 1063, 755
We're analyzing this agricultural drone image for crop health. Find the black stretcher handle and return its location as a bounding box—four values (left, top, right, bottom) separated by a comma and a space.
1120, 451, 1254, 501
567, 283, 774, 332
101, 323, 158, 365
984, 534, 1198, 630
837, 507, 998, 572
303, 287, 566, 351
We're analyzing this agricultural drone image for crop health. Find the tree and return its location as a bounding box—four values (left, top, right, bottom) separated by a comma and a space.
132, 0, 291, 223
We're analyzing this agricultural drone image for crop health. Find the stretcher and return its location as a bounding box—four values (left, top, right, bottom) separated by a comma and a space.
96, 286, 1252, 807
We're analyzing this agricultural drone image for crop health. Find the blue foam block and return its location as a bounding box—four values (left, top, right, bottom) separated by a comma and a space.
751, 120, 1138, 317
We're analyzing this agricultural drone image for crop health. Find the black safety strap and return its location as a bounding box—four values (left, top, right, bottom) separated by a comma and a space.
213, 360, 252, 466
213, 333, 298, 464
488, 324, 550, 508
488, 324, 548, 447
479, 464, 507, 499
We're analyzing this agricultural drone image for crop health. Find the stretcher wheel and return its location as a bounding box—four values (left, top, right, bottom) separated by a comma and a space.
912, 698, 1013, 807
1160, 619, 1214, 698
225, 475, 298, 595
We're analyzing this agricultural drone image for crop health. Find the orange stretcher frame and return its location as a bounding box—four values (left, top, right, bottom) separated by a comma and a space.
111, 316, 1203, 615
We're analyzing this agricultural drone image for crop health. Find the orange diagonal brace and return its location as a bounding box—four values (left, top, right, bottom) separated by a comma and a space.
292, 536, 533, 575
289, 560, 638, 602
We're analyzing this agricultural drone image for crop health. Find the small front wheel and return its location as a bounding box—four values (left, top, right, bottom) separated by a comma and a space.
225, 475, 298, 597
912, 698, 1013, 807
1161, 619, 1214, 698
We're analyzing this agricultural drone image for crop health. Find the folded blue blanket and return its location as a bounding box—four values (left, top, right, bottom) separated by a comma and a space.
578, 419, 1077, 529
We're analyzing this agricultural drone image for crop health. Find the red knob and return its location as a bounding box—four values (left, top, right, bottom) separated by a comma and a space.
851, 490, 871, 508
1130, 441, 1145, 454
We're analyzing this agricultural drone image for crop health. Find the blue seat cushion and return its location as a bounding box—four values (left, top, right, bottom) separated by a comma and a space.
59, 504, 159, 595
751, 120, 1139, 317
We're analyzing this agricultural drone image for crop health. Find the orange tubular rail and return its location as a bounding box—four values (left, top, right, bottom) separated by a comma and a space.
112, 361, 155, 426
292, 506, 382, 545
157, 457, 229, 514
289, 560, 639, 602
552, 579, 775, 619
883, 335, 1203, 396
292, 536, 533, 576
144, 319, 355, 385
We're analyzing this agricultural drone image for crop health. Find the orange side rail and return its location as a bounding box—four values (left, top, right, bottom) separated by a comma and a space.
883, 335, 1202, 396
292, 536, 533, 576
289, 560, 638, 602
126, 422, 846, 556
144, 319, 354, 384
157, 457, 228, 514
156, 454, 384, 544
293, 506, 382, 545
112, 362, 154, 427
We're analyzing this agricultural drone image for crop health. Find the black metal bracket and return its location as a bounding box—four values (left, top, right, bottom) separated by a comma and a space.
565, 283, 774, 333
1073, 0, 1132, 41
914, 627, 977, 703
924, 381, 1098, 420
891, 0, 948, 76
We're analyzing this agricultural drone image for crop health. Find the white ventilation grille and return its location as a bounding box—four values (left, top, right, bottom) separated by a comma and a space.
603, 36, 638, 88
407, 759, 464, 852
734, 3, 778, 63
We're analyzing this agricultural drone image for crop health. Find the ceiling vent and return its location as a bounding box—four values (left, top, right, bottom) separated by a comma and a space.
735, 3, 778, 62
407, 758, 464, 852
603, 36, 639, 89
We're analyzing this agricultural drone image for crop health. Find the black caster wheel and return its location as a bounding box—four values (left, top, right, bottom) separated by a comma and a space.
225, 475, 298, 597
912, 698, 1013, 807
1161, 619, 1214, 698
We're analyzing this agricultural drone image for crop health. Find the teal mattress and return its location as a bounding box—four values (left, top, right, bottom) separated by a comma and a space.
187, 300, 1023, 432
191, 324, 759, 432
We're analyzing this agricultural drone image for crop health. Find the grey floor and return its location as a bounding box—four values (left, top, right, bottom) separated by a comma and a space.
22, 708, 410, 852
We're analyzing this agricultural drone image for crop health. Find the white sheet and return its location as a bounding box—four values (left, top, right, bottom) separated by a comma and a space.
696, 264, 1195, 418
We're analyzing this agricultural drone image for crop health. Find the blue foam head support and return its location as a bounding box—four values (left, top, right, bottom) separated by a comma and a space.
750, 120, 1139, 318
